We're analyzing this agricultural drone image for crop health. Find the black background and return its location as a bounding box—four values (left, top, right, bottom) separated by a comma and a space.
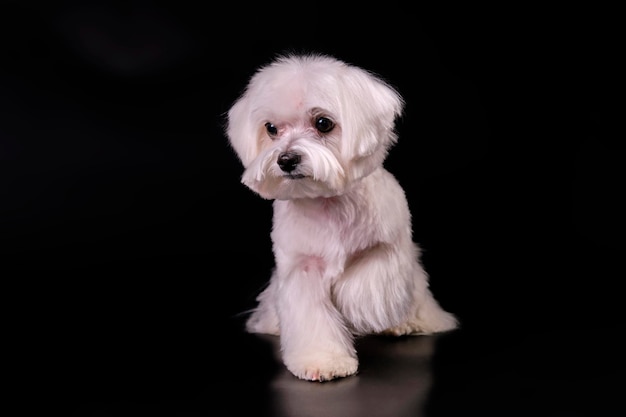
2, 2, 622, 416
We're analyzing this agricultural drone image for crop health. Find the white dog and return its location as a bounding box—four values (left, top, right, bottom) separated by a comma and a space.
226, 53, 458, 381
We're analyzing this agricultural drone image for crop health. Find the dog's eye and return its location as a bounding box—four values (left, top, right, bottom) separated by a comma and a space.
265, 122, 278, 137
315, 117, 335, 133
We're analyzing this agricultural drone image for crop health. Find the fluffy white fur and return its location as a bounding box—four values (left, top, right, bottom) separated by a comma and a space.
226, 53, 458, 381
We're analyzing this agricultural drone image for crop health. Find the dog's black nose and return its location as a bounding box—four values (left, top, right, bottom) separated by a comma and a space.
277, 152, 301, 173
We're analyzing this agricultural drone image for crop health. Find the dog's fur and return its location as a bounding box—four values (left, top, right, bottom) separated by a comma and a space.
226, 53, 458, 381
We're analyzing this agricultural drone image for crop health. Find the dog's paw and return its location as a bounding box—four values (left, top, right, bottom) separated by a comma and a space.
381, 322, 422, 336
382, 310, 459, 336
284, 353, 358, 382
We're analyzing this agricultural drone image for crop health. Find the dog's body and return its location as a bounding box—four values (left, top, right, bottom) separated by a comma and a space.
226, 53, 458, 381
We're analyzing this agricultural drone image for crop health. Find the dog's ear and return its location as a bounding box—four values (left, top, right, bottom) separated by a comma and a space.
339, 67, 404, 159
226, 93, 258, 167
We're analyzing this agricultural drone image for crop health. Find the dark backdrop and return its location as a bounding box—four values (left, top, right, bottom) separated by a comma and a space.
1, 2, 621, 416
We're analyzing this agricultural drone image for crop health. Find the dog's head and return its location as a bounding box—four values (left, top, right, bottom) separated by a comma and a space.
226, 53, 404, 200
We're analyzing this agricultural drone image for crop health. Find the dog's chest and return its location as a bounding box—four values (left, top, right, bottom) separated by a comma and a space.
272, 196, 378, 254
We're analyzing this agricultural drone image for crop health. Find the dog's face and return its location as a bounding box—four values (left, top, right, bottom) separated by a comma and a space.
226, 54, 404, 200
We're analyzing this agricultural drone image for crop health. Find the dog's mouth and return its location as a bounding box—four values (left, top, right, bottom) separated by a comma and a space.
284, 173, 307, 180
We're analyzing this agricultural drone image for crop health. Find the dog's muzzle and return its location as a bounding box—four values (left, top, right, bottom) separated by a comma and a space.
277, 152, 301, 173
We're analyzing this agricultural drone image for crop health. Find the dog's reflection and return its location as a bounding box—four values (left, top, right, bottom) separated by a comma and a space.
260, 334, 436, 417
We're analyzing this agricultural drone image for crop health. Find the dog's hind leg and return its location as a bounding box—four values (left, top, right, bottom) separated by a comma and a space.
382, 287, 459, 336
245, 272, 280, 336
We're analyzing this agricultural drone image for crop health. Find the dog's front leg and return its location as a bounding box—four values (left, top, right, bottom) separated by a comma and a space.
277, 259, 358, 381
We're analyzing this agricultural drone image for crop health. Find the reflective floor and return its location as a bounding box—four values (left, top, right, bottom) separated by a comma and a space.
33, 287, 620, 417
245, 334, 437, 417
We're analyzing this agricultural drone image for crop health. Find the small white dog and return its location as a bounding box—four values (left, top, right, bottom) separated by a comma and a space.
226, 53, 458, 381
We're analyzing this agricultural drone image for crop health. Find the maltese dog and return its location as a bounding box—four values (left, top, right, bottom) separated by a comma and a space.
226, 53, 458, 381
